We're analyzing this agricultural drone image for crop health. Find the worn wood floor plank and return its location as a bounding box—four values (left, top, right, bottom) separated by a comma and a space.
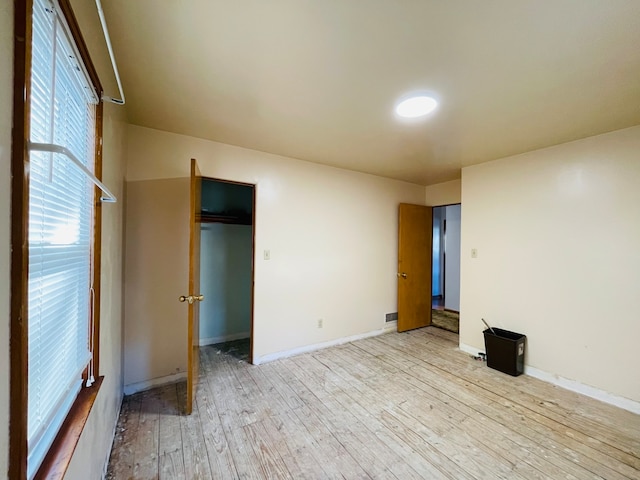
243, 419, 294, 480
288, 356, 402, 479
224, 424, 268, 479
157, 385, 185, 480
107, 328, 640, 480
372, 331, 640, 478
299, 355, 462, 480
271, 408, 342, 480
132, 391, 161, 479
106, 394, 141, 480
311, 347, 529, 480
408, 329, 640, 456
180, 394, 213, 479
352, 340, 599, 479
158, 449, 185, 480
371, 332, 639, 479
291, 405, 372, 479
196, 378, 239, 480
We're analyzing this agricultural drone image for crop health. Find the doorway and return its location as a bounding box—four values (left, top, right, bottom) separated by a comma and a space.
431, 204, 461, 333
432, 204, 461, 311
199, 178, 255, 362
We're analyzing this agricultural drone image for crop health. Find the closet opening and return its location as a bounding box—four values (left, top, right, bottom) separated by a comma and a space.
199, 178, 255, 363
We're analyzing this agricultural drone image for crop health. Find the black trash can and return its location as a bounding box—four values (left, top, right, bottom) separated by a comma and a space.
483, 328, 526, 376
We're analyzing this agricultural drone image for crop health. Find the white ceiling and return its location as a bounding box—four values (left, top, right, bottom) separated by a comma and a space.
101, 0, 640, 185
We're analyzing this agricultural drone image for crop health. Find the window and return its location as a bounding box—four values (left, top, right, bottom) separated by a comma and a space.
11, 0, 105, 478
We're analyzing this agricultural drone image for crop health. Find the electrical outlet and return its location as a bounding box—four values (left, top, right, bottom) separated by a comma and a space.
471, 248, 478, 258
264, 249, 270, 260
317, 318, 323, 329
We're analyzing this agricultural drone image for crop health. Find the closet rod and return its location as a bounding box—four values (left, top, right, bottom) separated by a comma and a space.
95, 0, 125, 105
28, 142, 117, 203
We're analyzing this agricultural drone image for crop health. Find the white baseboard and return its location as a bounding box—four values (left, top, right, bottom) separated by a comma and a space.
459, 342, 484, 357
383, 320, 398, 333
253, 323, 396, 365
199, 331, 250, 346
458, 342, 640, 414
123, 372, 187, 396
524, 366, 640, 415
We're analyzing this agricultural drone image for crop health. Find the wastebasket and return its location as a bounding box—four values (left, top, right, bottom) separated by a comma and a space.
483, 328, 526, 376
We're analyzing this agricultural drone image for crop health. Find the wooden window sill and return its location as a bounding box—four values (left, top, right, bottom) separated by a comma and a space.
34, 376, 104, 480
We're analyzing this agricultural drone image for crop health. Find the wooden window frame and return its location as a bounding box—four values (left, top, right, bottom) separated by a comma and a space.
10, 1, 105, 478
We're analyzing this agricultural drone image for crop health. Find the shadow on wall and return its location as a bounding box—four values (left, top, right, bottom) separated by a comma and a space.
199, 223, 253, 342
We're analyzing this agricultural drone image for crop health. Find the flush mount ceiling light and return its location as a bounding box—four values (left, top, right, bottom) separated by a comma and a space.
395, 95, 438, 118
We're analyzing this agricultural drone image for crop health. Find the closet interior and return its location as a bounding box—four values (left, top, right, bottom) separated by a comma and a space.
199, 178, 255, 356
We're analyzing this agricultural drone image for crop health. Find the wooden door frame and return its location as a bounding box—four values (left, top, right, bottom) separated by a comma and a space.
198, 176, 256, 364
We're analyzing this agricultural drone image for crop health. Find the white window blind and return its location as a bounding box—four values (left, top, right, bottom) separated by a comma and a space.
27, 0, 99, 477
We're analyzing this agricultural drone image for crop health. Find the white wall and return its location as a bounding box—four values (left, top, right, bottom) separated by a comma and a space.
126, 125, 426, 365
444, 204, 461, 311
425, 179, 461, 206
0, 2, 13, 476
460, 125, 640, 404
200, 224, 253, 343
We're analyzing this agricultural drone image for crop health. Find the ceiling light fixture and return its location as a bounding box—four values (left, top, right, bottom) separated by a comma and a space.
395, 95, 438, 118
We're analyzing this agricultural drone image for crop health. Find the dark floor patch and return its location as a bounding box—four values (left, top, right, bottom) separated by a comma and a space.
211, 337, 250, 362
432, 309, 459, 333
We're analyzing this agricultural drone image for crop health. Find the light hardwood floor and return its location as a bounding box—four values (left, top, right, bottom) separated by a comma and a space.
106, 327, 640, 479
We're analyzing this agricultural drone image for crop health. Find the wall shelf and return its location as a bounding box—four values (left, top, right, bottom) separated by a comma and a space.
198, 213, 252, 225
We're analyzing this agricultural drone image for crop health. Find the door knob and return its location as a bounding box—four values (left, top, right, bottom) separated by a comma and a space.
179, 294, 205, 304
397, 272, 407, 279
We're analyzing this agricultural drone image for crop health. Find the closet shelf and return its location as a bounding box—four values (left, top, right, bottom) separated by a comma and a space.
197, 213, 252, 225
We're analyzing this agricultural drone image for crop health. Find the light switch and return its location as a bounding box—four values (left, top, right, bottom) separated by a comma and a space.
471, 248, 478, 258
264, 249, 271, 260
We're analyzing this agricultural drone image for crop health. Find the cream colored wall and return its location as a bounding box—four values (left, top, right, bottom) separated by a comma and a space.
123, 178, 190, 386
460, 125, 640, 403
424, 179, 461, 206
125, 125, 426, 370
0, 2, 13, 476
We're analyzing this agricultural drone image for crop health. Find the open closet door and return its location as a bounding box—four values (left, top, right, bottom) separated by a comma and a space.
397, 203, 433, 332
186, 159, 202, 414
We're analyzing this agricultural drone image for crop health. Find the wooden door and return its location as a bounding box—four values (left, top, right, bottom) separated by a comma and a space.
186, 159, 202, 414
397, 203, 433, 332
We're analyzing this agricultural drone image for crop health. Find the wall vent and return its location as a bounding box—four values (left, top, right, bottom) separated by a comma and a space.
385, 312, 398, 322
